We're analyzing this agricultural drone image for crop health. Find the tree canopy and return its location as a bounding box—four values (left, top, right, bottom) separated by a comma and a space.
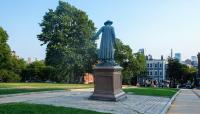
38, 1, 97, 83
167, 57, 197, 87
0, 27, 12, 69
0, 27, 26, 82
21, 60, 56, 82
115, 38, 146, 84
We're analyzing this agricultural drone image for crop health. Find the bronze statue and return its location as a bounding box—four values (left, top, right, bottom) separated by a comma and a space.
90, 20, 126, 101
93, 20, 116, 65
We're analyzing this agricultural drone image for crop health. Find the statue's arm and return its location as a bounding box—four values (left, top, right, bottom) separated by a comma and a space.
93, 27, 103, 40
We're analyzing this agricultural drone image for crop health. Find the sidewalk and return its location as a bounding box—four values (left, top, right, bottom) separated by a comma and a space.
167, 89, 200, 114
193, 89, 200, 97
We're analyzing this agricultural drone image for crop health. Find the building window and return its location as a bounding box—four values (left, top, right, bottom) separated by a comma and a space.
155, 71, 158, 75
155, 63, 158, 68
150, 71, 152, 75
160, 63, 162, 68
160, 71, 162, 76
150, 64, 152, 68
147, 64, 149, 68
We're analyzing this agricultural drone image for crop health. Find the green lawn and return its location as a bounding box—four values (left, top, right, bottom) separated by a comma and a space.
0, 83, 179, 98
0, 83, 93, 95
0, 103, 109, 114
0, 83, 93, 89
123, 87, 179, 98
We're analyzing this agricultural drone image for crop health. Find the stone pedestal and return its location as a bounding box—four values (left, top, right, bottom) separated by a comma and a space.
90, 66, 126, 101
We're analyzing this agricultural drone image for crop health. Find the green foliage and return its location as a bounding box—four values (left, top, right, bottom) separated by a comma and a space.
11, 57, 27, 75
180, 65, 197, 84
0, 27, 12, 69
0, 27, 25, 82
0, 27, 8, 43
0, 69, 21, 82
38, 1, 97, 83
0, 103, 109, 114
167, 57, 197, 87
167, 58, 182, 86
21, 61, 56, 82
115, 39, 146, 84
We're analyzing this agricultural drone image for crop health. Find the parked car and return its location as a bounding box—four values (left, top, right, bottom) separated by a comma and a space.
186, 84, 192, 89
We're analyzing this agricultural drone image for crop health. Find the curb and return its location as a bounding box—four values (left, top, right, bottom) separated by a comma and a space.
160, 89, 181, 114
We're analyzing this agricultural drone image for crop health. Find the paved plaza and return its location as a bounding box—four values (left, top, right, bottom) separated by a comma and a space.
0, 89, 170, 114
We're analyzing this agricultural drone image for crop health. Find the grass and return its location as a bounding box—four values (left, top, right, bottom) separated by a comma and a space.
0, 83, 179, 98
123, 87, 179, 98
0, 103, 109, 114
0, 83, 93, 95
0, 83, 93, 89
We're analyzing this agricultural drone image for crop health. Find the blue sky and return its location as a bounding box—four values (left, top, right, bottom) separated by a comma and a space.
1, 0, 200, 61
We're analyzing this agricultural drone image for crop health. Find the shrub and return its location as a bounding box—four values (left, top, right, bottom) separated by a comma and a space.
0, 69, 21, 82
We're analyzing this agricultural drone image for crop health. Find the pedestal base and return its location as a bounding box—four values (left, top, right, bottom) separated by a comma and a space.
89, 66, 127, 101
90, 90, 127, 101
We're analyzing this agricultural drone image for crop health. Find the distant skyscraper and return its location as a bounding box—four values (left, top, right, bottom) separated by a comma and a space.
191, 56, 198, 62
138, 48, 145, 54
191, 56, 198, 67
175, 53, 181, 62
184, 59, 192, 65
27, 57, 32, 64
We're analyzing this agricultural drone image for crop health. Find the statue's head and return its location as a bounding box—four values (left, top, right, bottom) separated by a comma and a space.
104, 20, 113, 25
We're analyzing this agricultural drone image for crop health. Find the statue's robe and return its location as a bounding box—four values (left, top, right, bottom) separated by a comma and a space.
95, 25, 116, 61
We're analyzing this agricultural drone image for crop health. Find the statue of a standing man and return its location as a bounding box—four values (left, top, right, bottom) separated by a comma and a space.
94, 20, 116, 65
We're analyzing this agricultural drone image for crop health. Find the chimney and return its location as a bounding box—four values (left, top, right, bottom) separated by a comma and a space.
146, 56, 148, 60
161, 55, 163, 60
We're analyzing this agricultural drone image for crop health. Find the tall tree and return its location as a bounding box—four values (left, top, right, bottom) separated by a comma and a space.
115, 38, 146, 84
182, 66, 197, 84
0, 27, 12, 69
166, 58, 197, 87
11, 55, 27, 76
38, 1, 97, 83
0, 27, 22, 82
167, 58, 182, 87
